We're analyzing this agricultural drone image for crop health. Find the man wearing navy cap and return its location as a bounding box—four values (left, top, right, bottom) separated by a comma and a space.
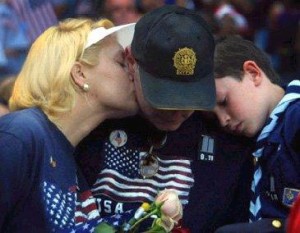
131, 5, 215, 111
76, 5, 254, 232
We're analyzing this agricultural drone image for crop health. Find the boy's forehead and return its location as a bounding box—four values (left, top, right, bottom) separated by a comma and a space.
215, 76, 237, 91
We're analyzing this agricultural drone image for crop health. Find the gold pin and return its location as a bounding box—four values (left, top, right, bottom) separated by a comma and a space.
50, 156, 56, 168
272, 220, 282, 228
253, 157, 259, 166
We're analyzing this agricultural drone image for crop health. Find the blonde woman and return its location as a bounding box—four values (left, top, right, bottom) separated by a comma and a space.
0, 18, 137, 232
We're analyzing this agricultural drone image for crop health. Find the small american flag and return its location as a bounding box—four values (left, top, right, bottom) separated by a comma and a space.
9, 0, 58, 42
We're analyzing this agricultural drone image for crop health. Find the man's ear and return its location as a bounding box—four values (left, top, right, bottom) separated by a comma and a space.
71, 62, 86, 88
243, 60, 262, 86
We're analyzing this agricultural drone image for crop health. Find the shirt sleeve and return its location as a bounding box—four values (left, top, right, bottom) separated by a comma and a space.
0, 132, 29, 228
283, 102, 300, 154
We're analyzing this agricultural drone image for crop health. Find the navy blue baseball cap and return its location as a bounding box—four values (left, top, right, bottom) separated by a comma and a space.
131, 5, 216, 110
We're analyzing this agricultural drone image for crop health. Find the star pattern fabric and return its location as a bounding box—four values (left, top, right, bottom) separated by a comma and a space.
44, 181, 76, 231
104, 142, 140, 178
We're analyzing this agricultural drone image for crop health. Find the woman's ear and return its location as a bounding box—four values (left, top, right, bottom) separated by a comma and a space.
243, 60, 263, 86
71, 62, 86, 89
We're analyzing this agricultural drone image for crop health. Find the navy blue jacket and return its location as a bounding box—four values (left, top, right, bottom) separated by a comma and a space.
259, 101, 300, 218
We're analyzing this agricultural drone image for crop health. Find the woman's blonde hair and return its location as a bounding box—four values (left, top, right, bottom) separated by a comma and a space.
9, 17, 114, 122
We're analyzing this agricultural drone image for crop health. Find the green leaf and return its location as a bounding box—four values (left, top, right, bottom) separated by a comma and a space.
93, 222, 117, 233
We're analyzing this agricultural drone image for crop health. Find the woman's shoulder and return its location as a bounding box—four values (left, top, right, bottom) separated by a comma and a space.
0, 108, 49, 139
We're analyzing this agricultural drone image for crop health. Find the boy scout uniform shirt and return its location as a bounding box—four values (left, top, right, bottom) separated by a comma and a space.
0, 108, 99, 233
76, 112, 254, 233
258, 101, 300, 218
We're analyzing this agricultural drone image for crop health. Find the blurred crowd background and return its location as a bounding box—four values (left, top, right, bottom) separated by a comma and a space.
0, 0, 299, 104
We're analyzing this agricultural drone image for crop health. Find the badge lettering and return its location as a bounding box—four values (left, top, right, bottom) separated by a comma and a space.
198, 135, 215, 162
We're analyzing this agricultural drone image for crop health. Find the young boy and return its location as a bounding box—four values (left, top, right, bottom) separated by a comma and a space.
213, 36, 300, 233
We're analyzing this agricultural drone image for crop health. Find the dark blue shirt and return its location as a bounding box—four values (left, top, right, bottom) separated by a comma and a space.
0, 108, 98, 233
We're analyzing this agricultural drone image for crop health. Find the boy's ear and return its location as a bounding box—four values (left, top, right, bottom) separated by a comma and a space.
243, 60, 262, 86
71, 62, 86, 88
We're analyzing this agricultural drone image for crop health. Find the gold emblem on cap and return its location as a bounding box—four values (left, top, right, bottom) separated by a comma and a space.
272, 220, 282, 228
173, 47, 197, 75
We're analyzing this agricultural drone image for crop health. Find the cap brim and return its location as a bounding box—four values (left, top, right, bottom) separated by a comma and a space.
84, 23, 135, 49
138, 66, 216, 110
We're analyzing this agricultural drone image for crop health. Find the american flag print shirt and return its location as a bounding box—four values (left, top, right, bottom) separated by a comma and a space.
91, 131, 195, 216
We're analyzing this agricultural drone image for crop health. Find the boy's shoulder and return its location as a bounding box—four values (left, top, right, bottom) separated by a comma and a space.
284, 100, 300, 123
268, 100, 300, 143
282, 100, 300, 153
288, 99, 300, 109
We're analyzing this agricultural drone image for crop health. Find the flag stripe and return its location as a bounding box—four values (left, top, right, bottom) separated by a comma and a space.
93, 178, 192, 198
75, 190, 100, 225
93, 162, 193, 204
93, 185, 189, 204
94, 168, 193, 188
